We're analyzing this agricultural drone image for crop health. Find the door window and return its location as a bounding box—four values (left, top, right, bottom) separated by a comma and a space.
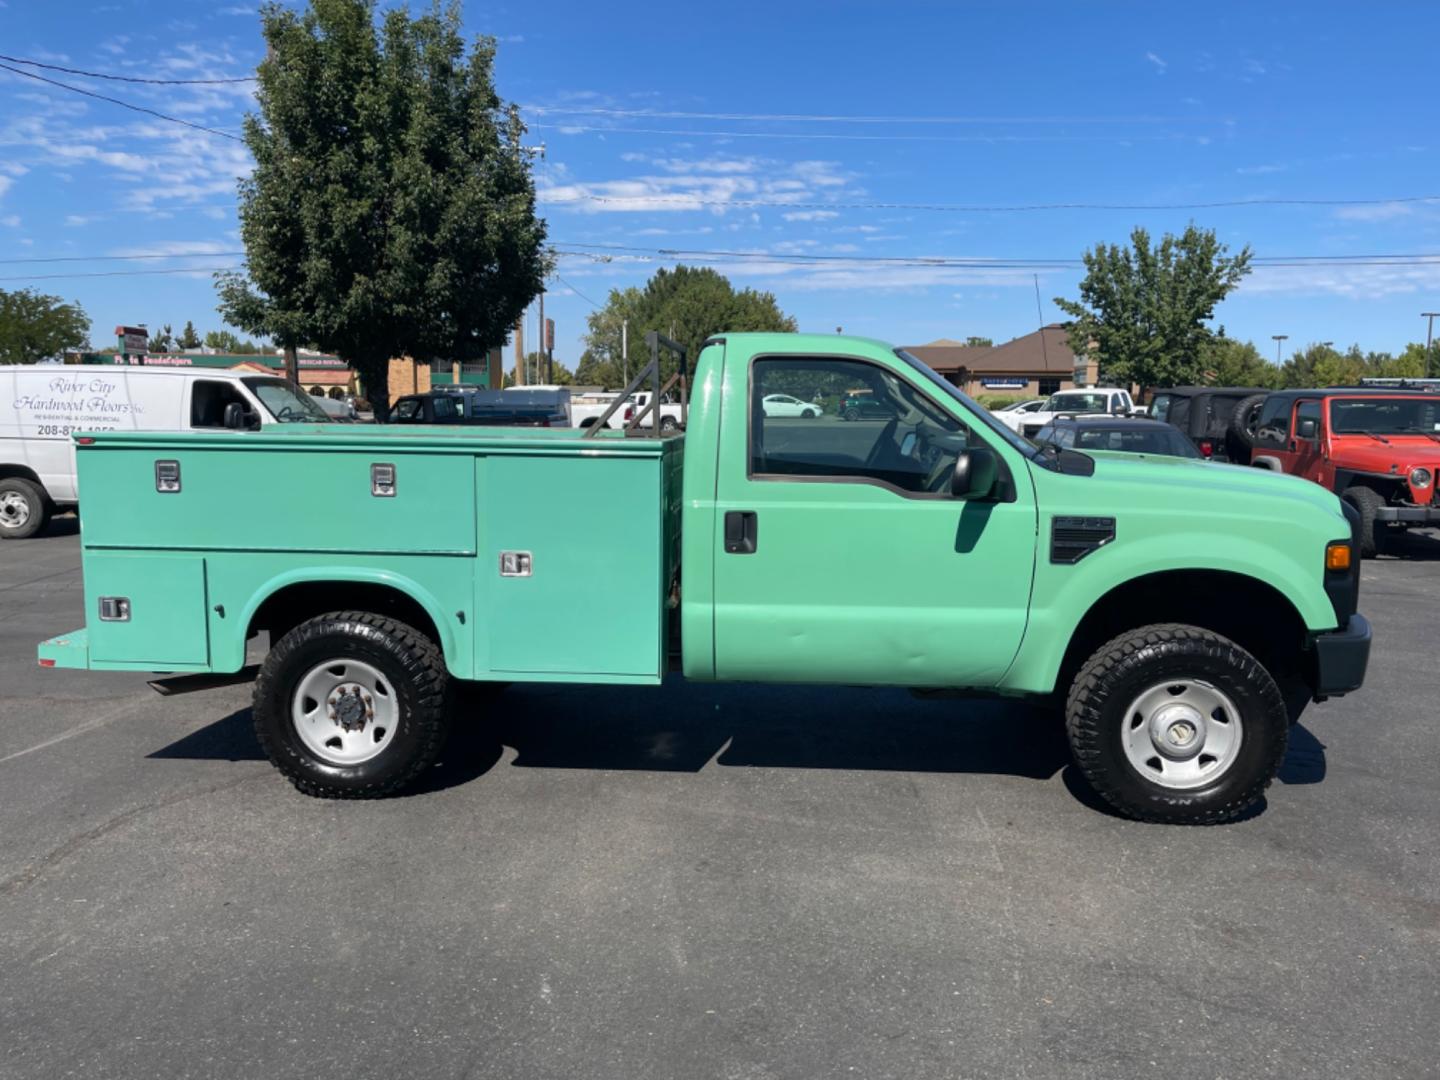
1295, 400, 1321, 442
432, 396, 458, 420
190, 380, 248, 428
1255, 398, 1291, 445
751, 357, 971, 496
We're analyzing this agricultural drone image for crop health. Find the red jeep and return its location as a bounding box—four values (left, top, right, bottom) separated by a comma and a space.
1240, 388, 1440, 555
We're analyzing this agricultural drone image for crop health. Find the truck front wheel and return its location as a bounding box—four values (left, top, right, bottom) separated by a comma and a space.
1066, 624, 1288, 825
1341, 486, 1384, 558
253, 611, 452, 798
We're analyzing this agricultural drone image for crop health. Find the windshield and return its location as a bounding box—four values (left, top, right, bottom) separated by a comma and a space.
1149, 394, 1173, 422
242, 377, 334, 423
1330, 397, 1440, 435
894, 349, 1038, 458
1049, 392, 1111, 414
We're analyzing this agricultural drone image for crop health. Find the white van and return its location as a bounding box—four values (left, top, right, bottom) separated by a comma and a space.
1, 364, 334, 539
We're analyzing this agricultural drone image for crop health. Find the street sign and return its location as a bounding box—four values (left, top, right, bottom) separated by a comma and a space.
116, 325, 148, 356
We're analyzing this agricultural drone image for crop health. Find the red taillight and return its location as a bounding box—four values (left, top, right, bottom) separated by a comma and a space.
38, 658, 55, 668
76, 437, 96, 446
624, 406, 634, 420
1199, 439, 1214, 458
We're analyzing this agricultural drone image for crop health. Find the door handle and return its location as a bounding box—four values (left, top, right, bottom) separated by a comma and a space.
724, 511, 759, 554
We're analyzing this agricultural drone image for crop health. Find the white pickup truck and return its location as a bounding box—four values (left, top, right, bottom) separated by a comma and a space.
997, 387, 1136, 440
568, 390, 685, 431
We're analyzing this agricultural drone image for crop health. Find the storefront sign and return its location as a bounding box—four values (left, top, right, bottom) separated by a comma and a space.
980, 378, 1027, 389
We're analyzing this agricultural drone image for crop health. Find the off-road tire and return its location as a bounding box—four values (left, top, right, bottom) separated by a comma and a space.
0, 477, 50, 540
254, 611, 452, 799
660, 416, 679, 432
1341, 485, 1384, 558
1066, 623, 1289, 825
1229, 393, 1268, 449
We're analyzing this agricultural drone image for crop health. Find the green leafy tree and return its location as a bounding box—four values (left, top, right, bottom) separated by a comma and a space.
1312, 347, 1366, 387
1376, 343, 1427, 379
217, 0, 548, 416
1199, 335, 1279, 388
177, 320, 202, 349
578, 266, 796, 388
1054, 225, 1252, 391
148, 323, 174, 352
0, 288, 91, 364
963, 335, 994, 348
203, 329, 263, 354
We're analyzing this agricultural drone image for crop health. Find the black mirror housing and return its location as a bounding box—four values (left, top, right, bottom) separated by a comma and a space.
951, 446, 1000, 500
224, 402, 259, 430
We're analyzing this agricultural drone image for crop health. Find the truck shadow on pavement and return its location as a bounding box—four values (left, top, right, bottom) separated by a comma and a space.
149, 678, 1329, 808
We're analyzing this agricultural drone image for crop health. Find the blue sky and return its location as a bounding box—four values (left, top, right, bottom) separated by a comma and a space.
2, 0, 1439, 367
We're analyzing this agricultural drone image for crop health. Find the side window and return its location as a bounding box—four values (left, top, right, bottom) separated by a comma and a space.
1038, 378, 1061, 396
432, 396, 457, 420
751, 356, 972, 496
392, 399, 421, 421
1119, 392, 1134, 412
1256, 398, 1290, 445
1150, 395, 1172, 423
1295, 400, 1321, 442
190, 380, 247, 428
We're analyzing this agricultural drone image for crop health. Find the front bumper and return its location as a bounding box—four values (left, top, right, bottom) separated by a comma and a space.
1312, 614, 1372, 698
1375, 505, 1440, 524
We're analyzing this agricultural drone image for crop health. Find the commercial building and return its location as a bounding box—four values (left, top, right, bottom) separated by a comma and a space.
905, 325, 1098, 398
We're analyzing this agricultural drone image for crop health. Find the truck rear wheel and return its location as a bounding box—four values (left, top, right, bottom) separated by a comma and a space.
1066, 623, 1288, 824
253, 611, 452, 798
0, 477, 50, 540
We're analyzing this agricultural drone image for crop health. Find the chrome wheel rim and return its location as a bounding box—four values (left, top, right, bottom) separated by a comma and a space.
0, 492, 31, 529
291, 658, 399, 766
1121, 678, 1244, 790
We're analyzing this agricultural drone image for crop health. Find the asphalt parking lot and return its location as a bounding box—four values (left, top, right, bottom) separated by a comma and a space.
3, 522, 1439, 1080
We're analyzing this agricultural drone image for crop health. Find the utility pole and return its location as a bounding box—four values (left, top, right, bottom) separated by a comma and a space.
621, 318, 628, 386
284, 344, 299, 388
1272, 334, 1288, 365
537, 289, 545, 384
513, 316, 524, 387
1423, 312, 1439, 377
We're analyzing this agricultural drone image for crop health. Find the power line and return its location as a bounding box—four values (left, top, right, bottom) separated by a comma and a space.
0, 61, 245, 142
0, 251, 244, 265
0, 265, 241, 282
532, 123, 1192, 145
550, 270, 602, 309
0, 53, 256, 85
523, 105, 1200, 126
543, 191, 1440, 214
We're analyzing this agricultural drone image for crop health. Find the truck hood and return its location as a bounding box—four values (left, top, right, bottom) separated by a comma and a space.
1080, 449, 1344, 514
1329, 434, 1440, 474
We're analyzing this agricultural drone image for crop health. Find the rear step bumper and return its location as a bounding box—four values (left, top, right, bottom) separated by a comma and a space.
1375, 506, 1440, 524
37, 628, 90, 670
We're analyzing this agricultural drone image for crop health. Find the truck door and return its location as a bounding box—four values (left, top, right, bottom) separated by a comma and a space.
711, 351, 1037, 688
1290, 399, 1326, 485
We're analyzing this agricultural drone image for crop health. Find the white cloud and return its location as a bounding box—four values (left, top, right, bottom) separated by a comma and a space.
1333, 202, 1415, 223
538, 156, 855, 215
0, 214, 19, 227
0, 176, 12, 200
1236, 163, 1286, 175
1244, 263, 1440, 299
782, 210, 839, 221
216, 5, 256, 14
1145, 51, 1168, 73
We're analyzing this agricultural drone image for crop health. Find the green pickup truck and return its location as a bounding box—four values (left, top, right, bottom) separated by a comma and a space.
38, 333, 1371, 824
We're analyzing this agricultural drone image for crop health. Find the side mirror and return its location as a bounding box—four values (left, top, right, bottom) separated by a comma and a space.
1296, 417, 1318, 440
223, 402, 258, 430
951, 446, 999, 500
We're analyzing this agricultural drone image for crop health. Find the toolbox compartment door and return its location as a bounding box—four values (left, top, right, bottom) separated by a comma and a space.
86, 554, 210, 667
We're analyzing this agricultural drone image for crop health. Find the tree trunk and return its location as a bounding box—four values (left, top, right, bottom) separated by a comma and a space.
360, 357, 391, 422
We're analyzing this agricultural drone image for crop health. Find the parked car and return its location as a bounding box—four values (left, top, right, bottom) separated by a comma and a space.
1148, 386, 1267, 462
762, 393, 822, 419
391, 389, 569, 427
840, 390, 895, 420
1241, 387, 1439, 556
1003, 387, 1136, 439
994, 398, 1046, 414
41, 332, 1371, 825
1031, 416, 1202, 459
0, 364, 330, 539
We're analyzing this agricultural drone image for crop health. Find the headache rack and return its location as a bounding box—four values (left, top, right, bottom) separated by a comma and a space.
583, 331, 690, 438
